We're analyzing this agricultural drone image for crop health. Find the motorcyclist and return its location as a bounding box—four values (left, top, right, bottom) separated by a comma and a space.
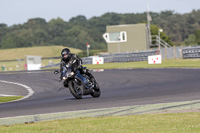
58, 48, 92, 88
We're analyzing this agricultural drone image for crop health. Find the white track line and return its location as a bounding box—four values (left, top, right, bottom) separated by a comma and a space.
0, 80, 34, 102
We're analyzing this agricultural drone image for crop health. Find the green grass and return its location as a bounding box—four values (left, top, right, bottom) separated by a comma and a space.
0, 96, 23, 103
1, 59, 200, 72
0, 45, 82, 60
1, 112, 200, 133
1, 46, 200, 71
0, 59, 62, 71
0, 46, 81, 71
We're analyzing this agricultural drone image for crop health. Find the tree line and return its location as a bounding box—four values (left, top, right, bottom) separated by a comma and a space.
0, 9, 200, 50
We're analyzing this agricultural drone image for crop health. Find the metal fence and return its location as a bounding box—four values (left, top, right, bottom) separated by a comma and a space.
160, 46, 183, 59
7, 46, 200, 69
182, 46, 200, 59
82, 46, 200, 65
82, 50, 159, 64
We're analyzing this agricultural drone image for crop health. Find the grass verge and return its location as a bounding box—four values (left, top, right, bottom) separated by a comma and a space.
0, 46, 81, 60
0, 45, 82, 71
1, 58, 200, 72
1, 112, 200, 133
0, 96, 23, 103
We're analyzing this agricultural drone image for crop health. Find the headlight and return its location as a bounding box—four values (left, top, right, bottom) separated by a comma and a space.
66, 71, 74, 78
69, 72, 74, 77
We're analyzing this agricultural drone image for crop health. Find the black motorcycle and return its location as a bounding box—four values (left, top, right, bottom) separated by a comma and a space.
54, 64, 101, 99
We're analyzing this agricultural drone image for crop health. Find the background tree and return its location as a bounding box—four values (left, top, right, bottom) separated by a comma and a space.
0, 10, 200, 50
151, 24, 172, 46
0, 24, 9, 48
184, 34, 197, 46
195, 30, 200, 45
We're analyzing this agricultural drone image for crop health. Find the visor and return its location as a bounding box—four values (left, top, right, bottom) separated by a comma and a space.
64, 55, 68, 58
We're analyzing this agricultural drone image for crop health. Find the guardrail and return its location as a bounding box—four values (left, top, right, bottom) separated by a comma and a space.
182, 46, 200, 59
82, 50, 159, 64
38, 46, 200, 68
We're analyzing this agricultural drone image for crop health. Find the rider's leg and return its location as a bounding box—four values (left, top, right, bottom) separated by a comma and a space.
75, 70, 92, 88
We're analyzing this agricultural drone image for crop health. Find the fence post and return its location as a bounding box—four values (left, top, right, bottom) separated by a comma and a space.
165, 46, 167, 59
173, 46, 176, 59
180, 45, 183, 59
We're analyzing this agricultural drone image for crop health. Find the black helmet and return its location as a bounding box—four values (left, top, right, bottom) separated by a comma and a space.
61, 48, 71, 61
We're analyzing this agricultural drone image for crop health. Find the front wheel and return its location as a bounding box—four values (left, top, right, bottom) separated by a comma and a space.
68, 80, 83, 99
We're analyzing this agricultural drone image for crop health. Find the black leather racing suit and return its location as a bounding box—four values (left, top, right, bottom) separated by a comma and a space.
60, 54, 82, 74
60, 54, 90, 87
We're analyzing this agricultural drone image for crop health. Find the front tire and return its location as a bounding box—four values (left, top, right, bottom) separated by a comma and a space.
68, 80, 83, 99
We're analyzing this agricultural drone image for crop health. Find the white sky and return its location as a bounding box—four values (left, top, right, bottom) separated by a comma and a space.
0, 0, 200, 26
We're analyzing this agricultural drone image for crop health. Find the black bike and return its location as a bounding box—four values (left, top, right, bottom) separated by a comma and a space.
54, 65, 101, 99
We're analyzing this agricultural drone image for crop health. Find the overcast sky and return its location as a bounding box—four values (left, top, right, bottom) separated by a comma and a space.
0, 0, 200, 26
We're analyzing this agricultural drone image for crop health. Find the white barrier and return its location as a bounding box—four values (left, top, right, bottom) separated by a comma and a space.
148, 55, 162, 64
26, 55, 42, 70
92, 57, 104, 64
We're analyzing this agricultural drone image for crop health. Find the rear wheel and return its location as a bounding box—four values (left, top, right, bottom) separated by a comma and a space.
89, 74, 101, 98
91, 82, 101, 97
68, 80, 83, 99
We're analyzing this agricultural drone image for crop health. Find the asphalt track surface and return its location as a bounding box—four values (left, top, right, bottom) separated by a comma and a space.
0, 68, 200, 118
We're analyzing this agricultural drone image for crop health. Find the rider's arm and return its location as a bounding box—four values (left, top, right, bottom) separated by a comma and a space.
75, 55, 82, 68
60, 59, 64, 72
72, 54, 82, 71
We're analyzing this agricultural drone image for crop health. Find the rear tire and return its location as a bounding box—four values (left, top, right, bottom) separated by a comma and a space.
68, 80, 83, 99
89, 74, 101, 98
91, 82, 101, 98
